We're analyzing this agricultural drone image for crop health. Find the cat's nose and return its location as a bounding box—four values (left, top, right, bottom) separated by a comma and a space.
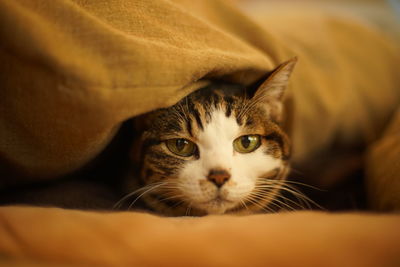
207, 169, 231, 188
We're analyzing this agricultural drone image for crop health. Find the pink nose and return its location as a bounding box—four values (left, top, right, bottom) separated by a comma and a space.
207, 169, 231, 188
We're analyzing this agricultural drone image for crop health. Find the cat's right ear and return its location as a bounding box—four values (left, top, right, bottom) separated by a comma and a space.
250, 57, 297, 122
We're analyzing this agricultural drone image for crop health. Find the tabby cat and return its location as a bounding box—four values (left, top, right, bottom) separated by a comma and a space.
118, 58, 299, 216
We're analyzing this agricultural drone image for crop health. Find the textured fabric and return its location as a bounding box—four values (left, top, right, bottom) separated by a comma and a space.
0, 206, 399, 267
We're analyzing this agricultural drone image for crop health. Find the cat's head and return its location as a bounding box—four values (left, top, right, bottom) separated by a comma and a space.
132, 58, 296, 216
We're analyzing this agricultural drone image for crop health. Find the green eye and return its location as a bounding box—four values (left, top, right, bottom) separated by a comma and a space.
233, 135, 261, 153
166, 138, 197, 157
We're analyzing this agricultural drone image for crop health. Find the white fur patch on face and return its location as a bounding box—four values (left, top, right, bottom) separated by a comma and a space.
178, 108, 282, 214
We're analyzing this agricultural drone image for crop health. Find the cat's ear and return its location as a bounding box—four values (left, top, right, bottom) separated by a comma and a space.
254, 57, 297, 101
251, 57, 297, 122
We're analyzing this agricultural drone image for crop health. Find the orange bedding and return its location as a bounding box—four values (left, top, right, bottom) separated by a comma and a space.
0, 207, 399, 266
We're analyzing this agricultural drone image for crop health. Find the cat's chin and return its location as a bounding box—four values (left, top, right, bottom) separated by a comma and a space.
196, 198, 237, 215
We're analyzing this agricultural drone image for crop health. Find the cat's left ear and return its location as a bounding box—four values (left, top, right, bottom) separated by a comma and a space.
251, 57, 297, 122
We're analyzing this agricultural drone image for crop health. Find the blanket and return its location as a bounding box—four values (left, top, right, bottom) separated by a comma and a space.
0, 0, 399, 265
0, 207, 399, 267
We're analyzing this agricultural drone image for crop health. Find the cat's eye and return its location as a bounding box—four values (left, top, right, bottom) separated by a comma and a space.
233, 135, 261, 153
166, 138, 197, 157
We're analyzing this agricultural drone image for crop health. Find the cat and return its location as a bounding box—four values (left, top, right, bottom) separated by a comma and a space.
118, 58, 298, 216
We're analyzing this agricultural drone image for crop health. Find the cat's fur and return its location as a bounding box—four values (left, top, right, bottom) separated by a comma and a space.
123, 58, 297, 216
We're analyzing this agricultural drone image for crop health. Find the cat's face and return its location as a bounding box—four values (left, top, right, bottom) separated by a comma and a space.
132, 59, 296, 216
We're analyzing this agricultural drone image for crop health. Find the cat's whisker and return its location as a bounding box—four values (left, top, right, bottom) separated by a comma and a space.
283, 180, 325, 191
169, 200, 186, 210
253, 180, 310, 211
281, 183, 315, 204
253, 190, 296, 211
272, 182, 311, 208
244, 192, 276, 213
143, 183, 189, 211
240, 199, 249, 211
244, 197, 272, 213
278, 182, 324, 210
249, 188, 283, 212
158, 194, 185, 203
253, 185, 280, 190
246, 182, 289, 212
254, 185, 283, 194
246, 198, 269, 212
128, 182, 168, 210
252, 190, 290, 212
267, 179, 302, 191
113, 182, 166, 210
266, 198, 286, 212
276, 192, 306, 210
163, 184, 180, 190
271, 196, 297, 211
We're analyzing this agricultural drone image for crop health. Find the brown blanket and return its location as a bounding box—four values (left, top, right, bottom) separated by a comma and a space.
0, 0, 400, 265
